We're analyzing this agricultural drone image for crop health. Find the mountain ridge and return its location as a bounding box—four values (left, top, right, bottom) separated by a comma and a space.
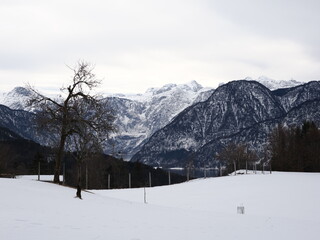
131, 80, 320, 167
0, 78, 314, 161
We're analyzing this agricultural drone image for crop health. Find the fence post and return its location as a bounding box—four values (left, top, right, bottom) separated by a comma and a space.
129, 173, 131, 188
63, 162, 66, 185
38, 162, 40, 181
168, 170, 171, 185
149, 172, 152, 187
187, 168, 190, 181
86, 164, 88, 189
108, 174, 111, 189
246, 160, 248, 174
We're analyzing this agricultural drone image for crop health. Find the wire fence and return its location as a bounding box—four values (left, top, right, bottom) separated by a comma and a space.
1, 161, 273, 190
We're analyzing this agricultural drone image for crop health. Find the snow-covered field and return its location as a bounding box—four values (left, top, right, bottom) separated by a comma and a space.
1, 172, 319, 240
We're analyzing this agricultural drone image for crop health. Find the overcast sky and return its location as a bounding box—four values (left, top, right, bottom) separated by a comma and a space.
1, 0, 320, 94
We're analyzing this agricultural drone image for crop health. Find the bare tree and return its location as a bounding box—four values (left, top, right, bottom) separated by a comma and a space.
69, 97, 112, 198
27, 61, 115, 183
245, 148, 258, 174
216, 142, 251, 175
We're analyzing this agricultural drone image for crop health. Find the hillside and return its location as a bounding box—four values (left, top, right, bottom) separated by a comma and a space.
1, 172, 319, 240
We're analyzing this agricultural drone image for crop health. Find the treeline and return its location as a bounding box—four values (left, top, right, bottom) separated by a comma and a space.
216, 121, 320, 174
0, 139, 55, 176
216, 143, 259, 174
0, 138, 186, 188
269, 121, 320, 172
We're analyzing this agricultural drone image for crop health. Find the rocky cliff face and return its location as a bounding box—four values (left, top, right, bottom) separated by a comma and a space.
103, 81, 213, 158
132, 80, 320, 168
273, 81, 320, 111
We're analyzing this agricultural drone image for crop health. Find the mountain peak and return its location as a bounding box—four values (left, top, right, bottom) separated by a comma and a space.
145, 81, 203, 96
0, 86, 34, 110
154, 83, 177, 95
183, 80, 203, 92
9, 86, 32, 97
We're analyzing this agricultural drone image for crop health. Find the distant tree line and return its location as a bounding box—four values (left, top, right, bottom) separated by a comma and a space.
0, 139, 55, 176
269, 121, 320, 172
216, 142, 259, 174
217, 121, 320, 174
0, 137, 186, 187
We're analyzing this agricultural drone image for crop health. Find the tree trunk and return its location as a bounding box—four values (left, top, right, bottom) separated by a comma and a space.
76, 185, 82, 199
53, 134, 67, 183
76, 163, 82, 199
246, 160, 248, 174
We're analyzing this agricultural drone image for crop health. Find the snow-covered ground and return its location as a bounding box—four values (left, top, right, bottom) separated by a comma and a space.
1, 172, 319, 240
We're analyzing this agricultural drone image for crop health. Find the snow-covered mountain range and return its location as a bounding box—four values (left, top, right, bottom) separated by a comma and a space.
0, 81, 213, 158
0, 77, 303, 110
0, 77, 313, 163
102, 77, 305, 159
132, 80, 320, 167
